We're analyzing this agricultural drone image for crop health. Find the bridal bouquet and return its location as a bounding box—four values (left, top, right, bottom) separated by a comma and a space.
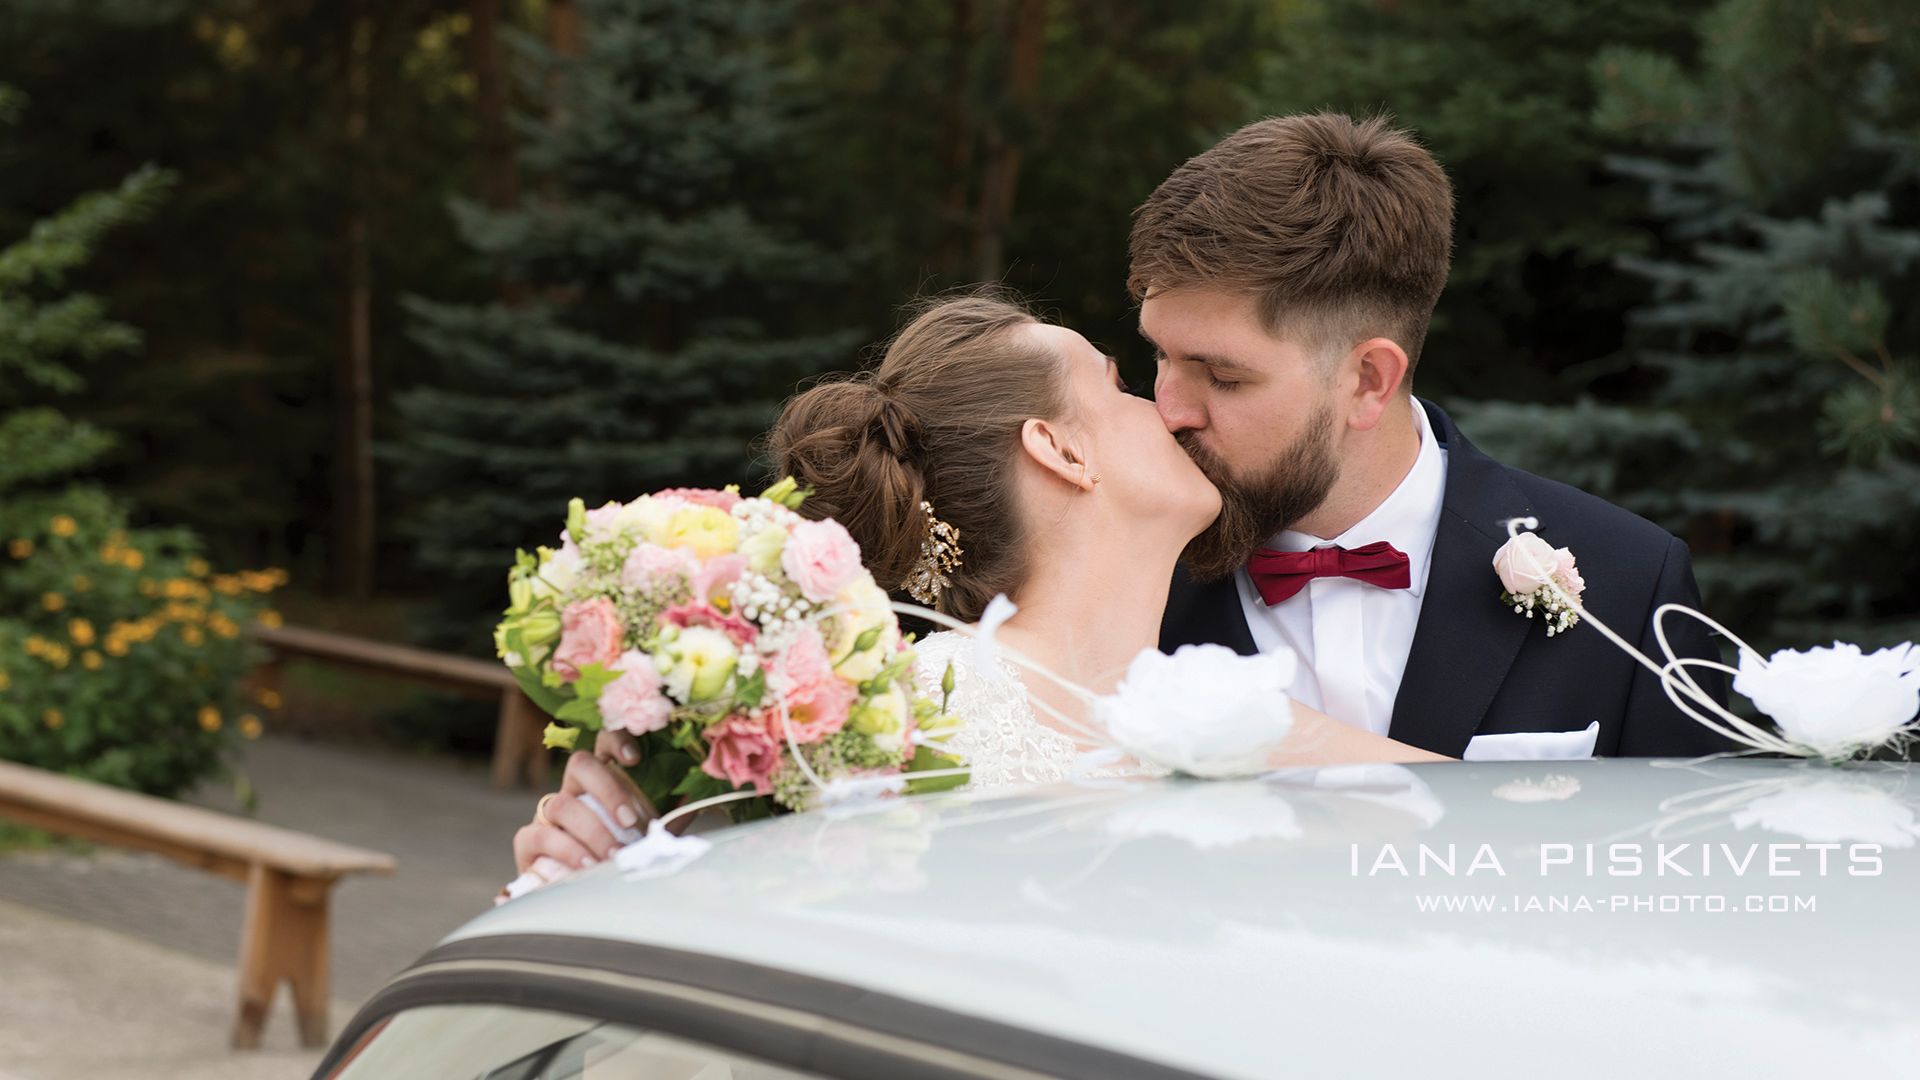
494, 479, 963, 818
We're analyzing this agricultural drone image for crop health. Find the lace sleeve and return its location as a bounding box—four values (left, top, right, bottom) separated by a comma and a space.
912, 630, 1101, 791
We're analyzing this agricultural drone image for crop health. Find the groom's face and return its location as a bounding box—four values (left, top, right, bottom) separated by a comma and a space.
1141, 288, 1343, 579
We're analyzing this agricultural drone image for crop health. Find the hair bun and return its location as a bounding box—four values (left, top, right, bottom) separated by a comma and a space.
767, 378, 928, 589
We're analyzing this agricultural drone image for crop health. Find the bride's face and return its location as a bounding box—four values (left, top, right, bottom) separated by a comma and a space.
1024, 323, 1221, 535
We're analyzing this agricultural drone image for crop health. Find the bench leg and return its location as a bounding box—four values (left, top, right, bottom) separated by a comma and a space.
492, 689, 549, 790
232, 863, 333, 1050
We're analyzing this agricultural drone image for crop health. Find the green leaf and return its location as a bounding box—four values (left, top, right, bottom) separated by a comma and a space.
903, 746, 968, 794
511, 665, 571, 715
671, 768, 737, 801
573, 662, 622, 701
734, 667, 766, 709
554, 698, 604, 729
626, 744, 694, 810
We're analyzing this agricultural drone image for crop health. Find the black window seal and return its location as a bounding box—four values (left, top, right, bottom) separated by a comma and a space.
314, 933, 1213, 1080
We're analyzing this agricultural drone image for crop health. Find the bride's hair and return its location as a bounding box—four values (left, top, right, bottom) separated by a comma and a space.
769, 290, 1065, 622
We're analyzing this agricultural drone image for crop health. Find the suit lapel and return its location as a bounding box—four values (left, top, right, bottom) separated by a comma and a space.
1387, 401, 1535, 756
1160, 565, 1259, 657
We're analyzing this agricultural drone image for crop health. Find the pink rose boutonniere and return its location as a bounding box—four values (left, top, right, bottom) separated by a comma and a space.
1492, 527, 1585, 637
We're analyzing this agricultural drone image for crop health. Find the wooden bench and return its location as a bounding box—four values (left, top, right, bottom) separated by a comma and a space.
0, 758, 395, 1048
253, 624, 549, 789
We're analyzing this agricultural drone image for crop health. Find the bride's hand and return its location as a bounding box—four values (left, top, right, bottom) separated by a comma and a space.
596, 727, 642, 768
511, 750, 657, 874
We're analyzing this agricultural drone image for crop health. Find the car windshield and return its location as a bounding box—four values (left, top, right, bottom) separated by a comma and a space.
324, 1003, 822, 1080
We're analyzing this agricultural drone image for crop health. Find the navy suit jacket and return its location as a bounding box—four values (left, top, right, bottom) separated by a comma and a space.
1160, 399, 1733, 758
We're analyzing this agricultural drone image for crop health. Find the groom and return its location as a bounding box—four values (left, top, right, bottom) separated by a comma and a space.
1135, 112, 1730, 759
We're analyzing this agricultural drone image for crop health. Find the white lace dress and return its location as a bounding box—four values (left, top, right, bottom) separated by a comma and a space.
912, 629, 1123, 791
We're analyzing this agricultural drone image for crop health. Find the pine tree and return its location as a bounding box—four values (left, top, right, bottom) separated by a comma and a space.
392, 0, 859, 642
1, 88, 281, 796
1460, 0, 1920, 648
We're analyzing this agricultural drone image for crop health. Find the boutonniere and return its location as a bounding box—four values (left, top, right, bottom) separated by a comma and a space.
1492, 528, 1585, 637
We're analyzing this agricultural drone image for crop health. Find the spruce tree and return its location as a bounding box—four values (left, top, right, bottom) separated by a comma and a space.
1461, 0, 1920, 648
393, 0, 859, 642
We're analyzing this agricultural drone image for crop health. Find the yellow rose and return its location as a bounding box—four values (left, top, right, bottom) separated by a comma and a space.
9, 538, 32, 559
69, 619, 95, 647
41, 593, 64, 613
50, 515, 78, 538
43, 709, 63, 730
197, 706, 222, 732
81, 651, 103, 671
240, 715, 264, 739
663, 506, 740, 560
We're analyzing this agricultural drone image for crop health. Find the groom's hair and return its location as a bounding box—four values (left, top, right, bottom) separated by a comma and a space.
1127, 112, 1454, 376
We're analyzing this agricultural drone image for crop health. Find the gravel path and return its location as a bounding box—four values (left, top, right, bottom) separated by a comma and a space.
0, 735, 543, 1073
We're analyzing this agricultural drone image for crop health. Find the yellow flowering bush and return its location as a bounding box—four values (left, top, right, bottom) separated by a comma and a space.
0, 489, 285, 795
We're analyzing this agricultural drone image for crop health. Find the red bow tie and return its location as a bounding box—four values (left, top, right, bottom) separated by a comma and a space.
1247, 541, 1412, 606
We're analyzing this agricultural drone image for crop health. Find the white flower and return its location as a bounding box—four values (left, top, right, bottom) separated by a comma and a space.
656, 626, 740, 702
828, 578, 899, 680
740, 523, 789, 577
529, 542, 583, 601
1730, 778, 1920, 847
1094, 644, 1297, 778
849, 685, 910, 754
1733, 642, 1920, 758
1492, 532, 1562, 595
615, 495, 677, 543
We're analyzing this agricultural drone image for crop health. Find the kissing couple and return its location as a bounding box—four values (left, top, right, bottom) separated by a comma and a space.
511, 111, 1731, 875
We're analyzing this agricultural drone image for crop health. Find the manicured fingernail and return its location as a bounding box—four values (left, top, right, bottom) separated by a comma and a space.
620, 745, 638, 764
580, 855, 598, 868
605, 843, 622, 859
532, 856, 566, 882
616, 805, 639, 829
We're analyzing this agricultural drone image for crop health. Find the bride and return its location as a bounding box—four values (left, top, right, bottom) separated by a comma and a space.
511, 293, 1444, 878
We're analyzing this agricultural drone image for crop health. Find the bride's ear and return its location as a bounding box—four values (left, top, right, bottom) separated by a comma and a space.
1019, 418, 1096, 493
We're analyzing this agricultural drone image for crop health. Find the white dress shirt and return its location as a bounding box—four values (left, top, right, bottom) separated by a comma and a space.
1235, 403, 1447, 736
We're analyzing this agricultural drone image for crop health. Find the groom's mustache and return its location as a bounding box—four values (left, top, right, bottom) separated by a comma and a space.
1174, 411, 1341, 581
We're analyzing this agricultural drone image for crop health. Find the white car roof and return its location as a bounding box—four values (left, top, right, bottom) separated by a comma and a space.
450, 759, 1920, 1079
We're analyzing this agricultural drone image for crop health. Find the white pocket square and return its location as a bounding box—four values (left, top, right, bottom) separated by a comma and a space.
1462, 721, 1599, 762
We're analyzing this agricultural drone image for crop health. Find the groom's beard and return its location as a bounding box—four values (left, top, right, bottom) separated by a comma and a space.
1177, 403, 1340, 582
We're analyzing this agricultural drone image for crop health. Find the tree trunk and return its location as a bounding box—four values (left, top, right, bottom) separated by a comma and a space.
334, 5, 376, 597
469, 0, 523, 303
972, 0, 1049, 281
468, 0, 520, 207
936, 0, 977, 274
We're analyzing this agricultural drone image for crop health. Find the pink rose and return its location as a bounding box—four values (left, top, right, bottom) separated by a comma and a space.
553, 597, 625, 682
691, 553, 747, 606
767, 627, 855, 743
657, 487, 742, 512
782, 519, 863, 602
702, 714, 782, 794
1552, 548, 1585, 601
600, 650, 673, 735
622, 544, 696, 591
1492, 533, 1562, 596
660, 602, 758, 647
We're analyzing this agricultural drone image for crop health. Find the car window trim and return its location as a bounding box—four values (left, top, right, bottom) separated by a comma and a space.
317, 933, 1210, 1080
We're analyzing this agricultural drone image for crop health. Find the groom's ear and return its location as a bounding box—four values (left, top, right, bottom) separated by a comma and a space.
1344, 337, 1411, 432
1019, 418, 1096, 492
